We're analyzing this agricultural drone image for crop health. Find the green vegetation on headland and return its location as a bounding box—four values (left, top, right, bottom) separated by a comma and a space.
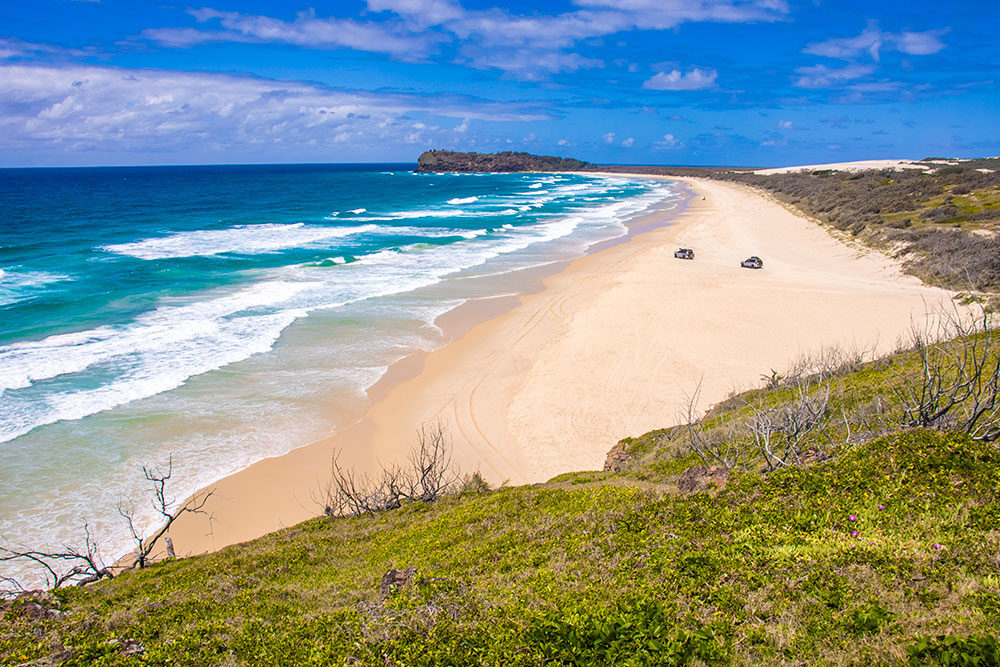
415, 150, 592, 173
4, 314, 1000, 665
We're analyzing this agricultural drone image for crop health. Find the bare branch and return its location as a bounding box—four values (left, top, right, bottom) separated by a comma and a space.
321, 421, 460, 517
892, 302, 1000, 440
2, 455, 213, 592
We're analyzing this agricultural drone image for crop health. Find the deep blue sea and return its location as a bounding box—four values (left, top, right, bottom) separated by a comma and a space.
0, 163, 682, 580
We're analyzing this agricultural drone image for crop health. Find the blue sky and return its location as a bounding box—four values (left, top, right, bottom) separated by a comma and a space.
0, 0, 996, 167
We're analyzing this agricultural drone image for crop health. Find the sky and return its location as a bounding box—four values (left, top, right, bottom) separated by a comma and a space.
0, 0, 997, 167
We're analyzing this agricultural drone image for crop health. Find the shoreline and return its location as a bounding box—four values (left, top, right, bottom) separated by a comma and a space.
164, 174, 951, 557
161, 175, 692, 555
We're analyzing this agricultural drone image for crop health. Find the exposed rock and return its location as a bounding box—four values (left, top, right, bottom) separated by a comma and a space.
379, 567, 416, 600
603, 442, 633, 472
677, 466, 730, 494
416, 150, 592, 173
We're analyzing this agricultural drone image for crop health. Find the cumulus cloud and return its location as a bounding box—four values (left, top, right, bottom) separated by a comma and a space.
603, 132, 616, 143
777, 120, 793, 128
893, 29, 949, 56
654, 133, 683, 149
621, 136, 634, 147
643, 68, 717, 90
0, 63, 546, 159
793, 63, 874, 88
804, 23, 947, 61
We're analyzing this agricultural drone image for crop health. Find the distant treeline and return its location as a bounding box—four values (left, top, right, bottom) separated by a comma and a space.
416, 150, 592, 173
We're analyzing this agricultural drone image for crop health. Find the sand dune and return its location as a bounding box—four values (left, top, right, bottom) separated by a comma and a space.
167, 176, 950, 555
753, 159, 928, 174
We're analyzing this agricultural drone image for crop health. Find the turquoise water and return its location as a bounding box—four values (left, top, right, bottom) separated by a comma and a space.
0, 164, 682, 580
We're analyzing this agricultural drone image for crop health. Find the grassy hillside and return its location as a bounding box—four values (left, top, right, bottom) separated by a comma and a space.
3, 329, 1000, 665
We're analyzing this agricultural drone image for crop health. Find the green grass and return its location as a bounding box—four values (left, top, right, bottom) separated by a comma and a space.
2, 427, 998, 665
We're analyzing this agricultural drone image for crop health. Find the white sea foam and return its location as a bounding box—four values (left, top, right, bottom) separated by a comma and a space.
529, 183, 544, 189
102, 223, 378, 260
0, 267, 71, 306
349, 208, 367, 214
2, 176, 681, 445
346, 209, 517, 222
447, 196, 479, 205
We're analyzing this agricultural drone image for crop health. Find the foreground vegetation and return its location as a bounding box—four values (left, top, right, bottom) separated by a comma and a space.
3, 318, 1000, 665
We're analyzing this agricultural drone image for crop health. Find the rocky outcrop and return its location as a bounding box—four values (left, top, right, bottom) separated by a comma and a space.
416, 150, 592, 173
603, 442, 633, 472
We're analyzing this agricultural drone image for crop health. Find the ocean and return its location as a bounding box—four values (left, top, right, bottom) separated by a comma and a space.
0, 163, 683, 583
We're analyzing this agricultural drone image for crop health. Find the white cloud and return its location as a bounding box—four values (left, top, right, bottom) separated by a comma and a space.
460, 48, 603, 79
777, 120, 793, 129
894, 30, 948, 56
621, 136, 634, 147
0, 63, 546, 160
0, 37, 91, 59
793, 63, 874, 88
557, 138, 569, 145
366, 0, 463, 27
654, 133, 683, 149
140, 1, 788, 78
571, 0, 788, 30
453, 117, 469, 132
804, 23, 947, 61
643, 68, 717, 90
144, 8, 434, 58
603, 131, 616, 143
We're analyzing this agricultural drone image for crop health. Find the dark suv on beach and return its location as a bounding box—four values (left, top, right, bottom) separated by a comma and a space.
674, 248, 695, 260
741, 256, 763, 269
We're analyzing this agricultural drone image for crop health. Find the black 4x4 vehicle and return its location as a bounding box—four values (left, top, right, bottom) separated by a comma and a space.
740, 256, 763, 269
674, 248, 695, 260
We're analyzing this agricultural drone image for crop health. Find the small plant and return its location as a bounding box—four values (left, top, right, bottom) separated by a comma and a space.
460, 471, 491, 495
849, 601, 892, 634
760, 369, 783, 389
907, 634, 999, 665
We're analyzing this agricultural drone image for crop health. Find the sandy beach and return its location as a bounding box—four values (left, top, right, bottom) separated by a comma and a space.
167, 175, 950, 555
